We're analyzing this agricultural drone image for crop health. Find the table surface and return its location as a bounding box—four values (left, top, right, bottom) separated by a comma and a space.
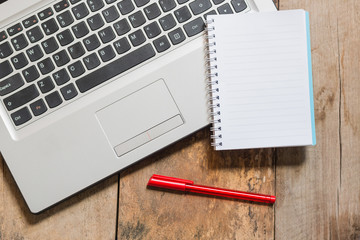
1, 0, 360, 239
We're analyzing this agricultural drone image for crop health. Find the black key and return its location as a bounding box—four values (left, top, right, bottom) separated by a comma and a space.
128, 29, 146, 46
11, 52, 28, 69
105, 0, 117, 3
0, 31, 7, 42
159, 14, 176, 31
7, 23, 23, 36
26, 26, 44, 43
23, 65, 40, 82
183, 17, 204, 37
117, 0, 135, 15
134, 0, 149, 7
83, 53, 100, 70
57, 29, 74, 46
212, 0, 224, 4
98, 26, 116, 43
30, 99, 47, 116
159, 0, 176, 12
60, 83, 78, 100
42, 18, 59, 35
128, 10, 146, 28
144, 3, 161, 20
11, 34, 28, 51
38, 57, 55, 75
54, 0, 70, 12
72, 21, 89, 38
57, 10, 74, 27
70, 0, 81, 4
0, 60, 13, 79
38, 7, 54, 20
231, 0, 247, 12
68, 60, 85, 77
11, 107, 32, 126
41, 37, 59, 54
76, 43, 155, 93
87, 13, 104, 30
174, 6, 192, 23
113, 19, 131, 36
168, 27, 186, 45
98, 45, 116, 62
26, 45, 44, 62
102, 6, 120, 23
53, 68, 70, 85
83, 34, 100, 51
189, 0, 212, 15
217, 3, 233, 14
72, 3, 90, 20
45, 91, 63, 108
113, 37, 131, 54
0, 42, 13, 59
37, 76, 55, 93
4, 84, 39, 111
53, 49, 70, 66
204, 10, 217, 19
178, 0, 189, 3
153, 35, 171, 53
0, 73, 24, 96
68, 42, 85, 59
144, 22, 161, 39
87, 0, 105, 12
23, 15, 39, 28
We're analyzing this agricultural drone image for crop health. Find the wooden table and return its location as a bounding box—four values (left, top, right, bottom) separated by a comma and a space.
1, 0, 359, 239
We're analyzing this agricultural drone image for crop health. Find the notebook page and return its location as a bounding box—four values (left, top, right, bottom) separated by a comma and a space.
208, 10, 315, 150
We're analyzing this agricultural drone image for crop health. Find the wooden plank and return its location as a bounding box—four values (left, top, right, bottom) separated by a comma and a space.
0, 156, 118, 240
118, 130, 275, 239
275, 0, 342, 239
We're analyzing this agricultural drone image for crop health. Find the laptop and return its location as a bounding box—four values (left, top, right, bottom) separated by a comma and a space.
0, 0, 276, 213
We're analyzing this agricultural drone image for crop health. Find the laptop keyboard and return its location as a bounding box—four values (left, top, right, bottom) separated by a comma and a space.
0, 0, 249, 127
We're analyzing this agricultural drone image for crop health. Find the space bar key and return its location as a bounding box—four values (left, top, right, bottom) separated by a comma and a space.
76, 44, 156, 93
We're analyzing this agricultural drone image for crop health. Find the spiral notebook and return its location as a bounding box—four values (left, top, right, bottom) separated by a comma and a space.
207, 10, 316, 150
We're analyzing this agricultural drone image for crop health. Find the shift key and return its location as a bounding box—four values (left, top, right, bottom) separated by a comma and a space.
0, 73, 24, 96
3, 84, 39, 111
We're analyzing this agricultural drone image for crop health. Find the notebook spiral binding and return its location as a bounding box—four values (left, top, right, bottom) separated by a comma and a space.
206, 18, 222, 148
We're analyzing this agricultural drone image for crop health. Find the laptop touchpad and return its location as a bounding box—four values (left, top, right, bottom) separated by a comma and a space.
96, 79, 183, 157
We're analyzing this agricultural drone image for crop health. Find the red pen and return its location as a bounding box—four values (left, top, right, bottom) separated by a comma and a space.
147, 174, 276, 204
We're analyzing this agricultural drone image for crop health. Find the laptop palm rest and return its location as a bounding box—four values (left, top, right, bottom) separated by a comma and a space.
96, 79, 183, 157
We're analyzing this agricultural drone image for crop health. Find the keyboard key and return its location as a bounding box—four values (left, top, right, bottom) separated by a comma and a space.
159, 0, 176, 12
53, 68, 70, 85
134, 0, 149, 7
53, 49, 70, 66
72, 3, 90, 19
83, 34, 101, 51
212, 0, 224, 4
174, 5, 192, 23
144, 22, 161, 39
105, 0, 117, 3
87, 0, 105, 12
4, 84, 39, 111
45, 91, 63, 108
217, 3, 233, 14
102, 5, 120, 23
128, 29, 146, 46
72, 21, 89, 38
190, 0, 212, 15
168, 27, 186, 45
70, 0, 81, 4
26, 45, 44, 62
231, 0, 247, 12
11, 52, 28, 69
144, 3, 161, 20
23, 15, 39, 28
0, 31, 7, 42
41, 37, 59, 54
38, 7, 54, 20
68, 42, 85, 59
23, 65, 40, 82
113, 19, 131, 36
57, 10, 74, 27
76, 43, 155, 93
7, 23, 23, 36
30, 99, 47, 116
11, 34, 28, 51
128, 10, 146, 28
61, 83, 78, 100
68, 60, 85, 77
57, 29, 74, 46
42, 18, 59, 35
38, 57, 55, 75
0, 42, 13, 59
117, 0, 135, 15
183, 17, 204, 37
0, 73, 24, 96
98, 26, 116, 43
113, 37, 131, 54
26, 26, 44, 43
54, 0, 70, 12
204, 9, 217, 19
153, 35, 171, 53
11, 107, 32, 126
159, 14, 176, 31
178, 0, 189, 3
98, 45, 116, 62
37, 76, 55, 93
83, 53, 100, 70
87, 13, 104, 30
0, 60, 13, 79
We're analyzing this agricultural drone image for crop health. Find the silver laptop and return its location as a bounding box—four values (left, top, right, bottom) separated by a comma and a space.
0, 0, 276, 213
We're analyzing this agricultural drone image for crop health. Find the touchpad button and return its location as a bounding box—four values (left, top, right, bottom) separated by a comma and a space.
96, 80, 183, 157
